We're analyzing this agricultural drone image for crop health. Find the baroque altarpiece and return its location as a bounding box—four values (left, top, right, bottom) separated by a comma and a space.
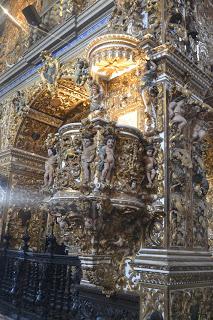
0, 0, 213, 319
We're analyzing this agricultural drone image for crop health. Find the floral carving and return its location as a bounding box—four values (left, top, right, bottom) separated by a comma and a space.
0, 91, 30, 151
140, 288, 165, 320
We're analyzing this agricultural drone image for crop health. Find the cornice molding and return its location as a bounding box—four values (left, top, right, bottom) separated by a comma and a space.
0, 0, 114, 100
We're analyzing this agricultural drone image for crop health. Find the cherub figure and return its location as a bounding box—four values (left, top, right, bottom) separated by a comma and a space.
44, 148, 57, 187
144, 146, 157, 188
81, 135, 96, 185
192, 122, 207, 141
169, 96, 187, 132
99, 135, 115, 183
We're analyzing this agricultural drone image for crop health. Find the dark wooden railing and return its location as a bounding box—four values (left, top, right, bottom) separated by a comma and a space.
0, 233, 139, 320
0, 249, 81, 319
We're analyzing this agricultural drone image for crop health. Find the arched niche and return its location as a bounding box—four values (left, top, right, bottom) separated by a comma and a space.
1, 77, 89, 249
14, 77, 89, 156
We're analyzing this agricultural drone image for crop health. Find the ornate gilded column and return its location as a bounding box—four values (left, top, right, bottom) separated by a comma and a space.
130, 0, 213, 319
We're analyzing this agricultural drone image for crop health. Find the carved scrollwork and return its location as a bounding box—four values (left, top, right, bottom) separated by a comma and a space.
44, 114, 154, 292
0, 90, 30, 151
48, 196, 146, 293
145, 213, 164, 248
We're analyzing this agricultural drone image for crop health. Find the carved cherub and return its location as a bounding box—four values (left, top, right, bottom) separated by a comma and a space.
99, 135, 116, 184
169, 96, 187, 132
143, 146, 157, 188
192, 122, 207, 141
81, 135, 96, 185
125, 0, 143, 36
44, 148, 57, 187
